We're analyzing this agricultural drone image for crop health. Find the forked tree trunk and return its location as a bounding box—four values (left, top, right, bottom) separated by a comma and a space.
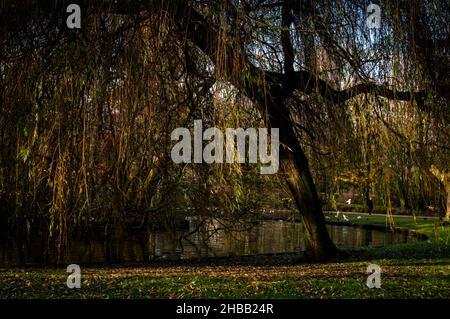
175, 2, 339, 260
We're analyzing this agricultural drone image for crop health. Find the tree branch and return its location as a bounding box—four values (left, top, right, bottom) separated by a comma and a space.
290, 70, 449, 104
8, 0, 446, 106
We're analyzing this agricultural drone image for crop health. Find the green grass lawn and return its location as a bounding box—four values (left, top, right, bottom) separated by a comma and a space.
1, 215, 449, 299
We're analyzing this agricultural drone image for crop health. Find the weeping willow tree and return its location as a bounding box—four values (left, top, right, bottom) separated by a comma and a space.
1, 0, 449, 260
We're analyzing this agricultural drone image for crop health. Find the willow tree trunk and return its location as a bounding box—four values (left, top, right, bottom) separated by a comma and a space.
429, 166, 450, 221
268, 100, 338, 260
280, 146, 338, 259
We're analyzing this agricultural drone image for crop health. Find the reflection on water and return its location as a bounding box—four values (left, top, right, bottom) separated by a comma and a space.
0, 219, 419, 266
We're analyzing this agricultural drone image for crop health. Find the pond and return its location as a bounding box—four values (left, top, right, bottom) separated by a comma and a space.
0, 219, 420, 266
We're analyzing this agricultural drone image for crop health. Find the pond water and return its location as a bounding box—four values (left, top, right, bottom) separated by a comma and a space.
0, 219, 419, 266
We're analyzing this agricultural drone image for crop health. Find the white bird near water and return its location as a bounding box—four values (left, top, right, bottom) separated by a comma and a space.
343, 214, 349, 221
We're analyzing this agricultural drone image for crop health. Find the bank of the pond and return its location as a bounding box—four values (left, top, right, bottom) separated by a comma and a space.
324, 213, 449, 260
0, 215, 448, 299
323, 213, 446, 242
